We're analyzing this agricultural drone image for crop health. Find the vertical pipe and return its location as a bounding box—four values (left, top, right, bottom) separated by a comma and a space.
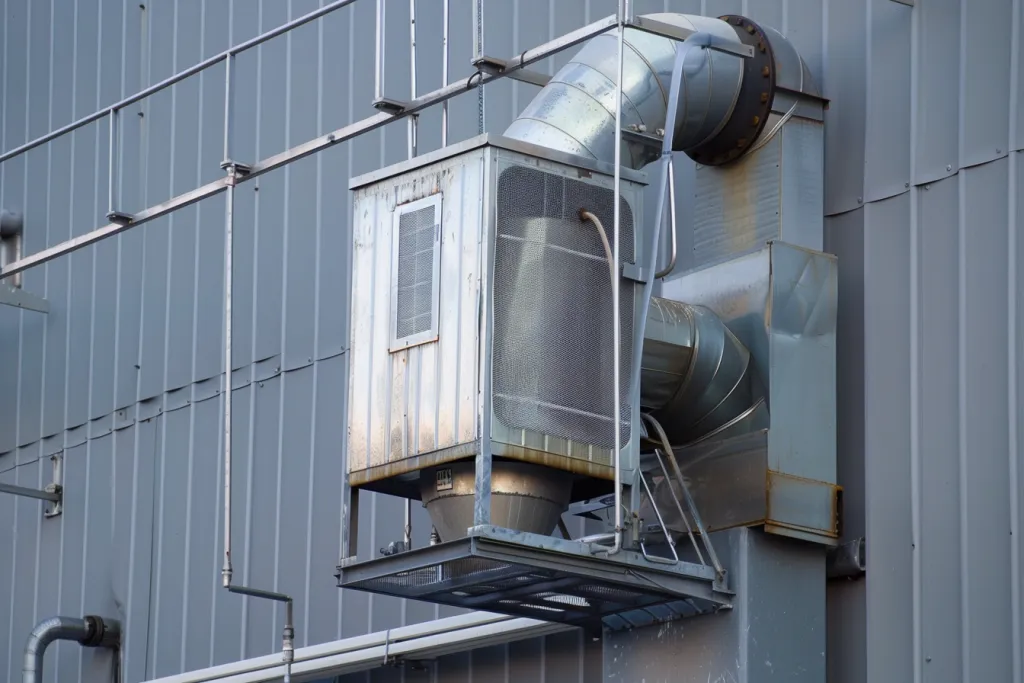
471, 0, 482, 63
404, 0, 417, 549
222, 171, 235, 588
472, 0, 484, 133
106, 109, 118, 217
653, 158, 677, 279
222, 53, 234, 164
608, 0, 626, 556
374, 0, 385, 102
221, 46, 237, 589
408, 0, 417, 159
441, 0, 449, 146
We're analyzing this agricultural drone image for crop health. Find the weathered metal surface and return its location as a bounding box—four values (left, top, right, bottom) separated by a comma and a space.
348, 141, 647, 486
419, 460, 573, 541
689, 116, 824, 271
347, 147, 485, 475
604, 528, 826, 683
663, 241, 838, 484
0, 1, 1022, 682
337, 524, 729, 627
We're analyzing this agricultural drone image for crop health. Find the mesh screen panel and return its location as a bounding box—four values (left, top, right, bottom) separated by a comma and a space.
395, 204, 437, 339
493, 165, 634, 449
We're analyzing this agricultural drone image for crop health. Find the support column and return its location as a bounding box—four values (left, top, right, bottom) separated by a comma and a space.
604, 528, 827, 682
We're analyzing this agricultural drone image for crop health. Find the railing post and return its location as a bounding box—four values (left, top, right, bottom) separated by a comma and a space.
106, 108, 133, 225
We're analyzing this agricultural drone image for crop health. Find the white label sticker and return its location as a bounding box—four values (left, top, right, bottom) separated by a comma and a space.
436, 468, 453, 492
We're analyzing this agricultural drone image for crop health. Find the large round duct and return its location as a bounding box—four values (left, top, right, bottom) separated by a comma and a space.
504, 13, 817, 169
640, 297, 759, 446
419, 460, 573, 542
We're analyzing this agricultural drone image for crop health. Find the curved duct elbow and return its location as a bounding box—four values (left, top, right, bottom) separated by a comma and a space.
640, 297, 763, 447
504, 13, 819, 169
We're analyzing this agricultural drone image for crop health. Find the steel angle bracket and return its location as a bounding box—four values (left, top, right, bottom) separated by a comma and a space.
373, 98, 409, 115
687, 31, 755, 59
472, 55, 552, 88
0, 282, 48, 313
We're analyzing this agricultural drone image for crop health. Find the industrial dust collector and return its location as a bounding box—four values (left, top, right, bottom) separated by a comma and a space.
336, 14, 839, 629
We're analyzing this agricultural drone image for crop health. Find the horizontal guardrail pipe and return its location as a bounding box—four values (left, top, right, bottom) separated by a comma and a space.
1, 14, 628, 280
0, 0, 359, 165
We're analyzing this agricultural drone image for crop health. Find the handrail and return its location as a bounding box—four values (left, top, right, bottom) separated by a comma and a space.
0, 0, 359, 166
0, 13, 625, 280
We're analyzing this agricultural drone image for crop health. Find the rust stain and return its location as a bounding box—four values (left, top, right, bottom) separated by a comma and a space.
349, 440, 617, 488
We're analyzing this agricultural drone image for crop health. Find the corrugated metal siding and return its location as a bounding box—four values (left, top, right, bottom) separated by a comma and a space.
0, 0, 1022, 682
822, 0, 1024, 680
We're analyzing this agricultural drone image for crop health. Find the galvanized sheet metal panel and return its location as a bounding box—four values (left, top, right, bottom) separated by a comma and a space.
823, 0, 866, 216
916, 174, 964, 683
961, 0, 1013, 169
960, 158, 1015, 681
862, 195, 914, 683
915, 0, 961, 184
863, 0, 911, 203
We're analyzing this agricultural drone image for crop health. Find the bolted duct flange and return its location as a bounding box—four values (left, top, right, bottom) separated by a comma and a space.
504, 13, 821, 172
687, 16, 776, 166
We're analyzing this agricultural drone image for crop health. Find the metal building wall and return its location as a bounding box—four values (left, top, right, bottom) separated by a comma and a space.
821, 0, 1024, 681
0, 1, 1021, 683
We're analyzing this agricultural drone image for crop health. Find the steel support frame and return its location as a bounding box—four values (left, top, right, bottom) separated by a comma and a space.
337, 525, 730, 626
0, 12, 702, 280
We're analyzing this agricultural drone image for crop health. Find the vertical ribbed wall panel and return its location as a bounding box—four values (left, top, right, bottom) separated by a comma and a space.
0, 1, 1022, 682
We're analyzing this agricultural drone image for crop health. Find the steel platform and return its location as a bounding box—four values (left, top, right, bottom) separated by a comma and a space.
336, 525, 732, 628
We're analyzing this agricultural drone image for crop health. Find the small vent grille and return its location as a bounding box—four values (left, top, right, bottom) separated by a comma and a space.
493, 165, 634, 450
391, 194, 441, 349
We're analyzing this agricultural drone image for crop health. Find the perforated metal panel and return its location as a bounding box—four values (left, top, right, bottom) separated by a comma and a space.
492, 164, 634, 450
390, 193, 442, 350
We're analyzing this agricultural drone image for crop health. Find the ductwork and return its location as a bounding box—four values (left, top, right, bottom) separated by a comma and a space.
24, 615, 120, 683
503, 14, 808, 447
640, 297, 764, 447
505, 14, 772, 169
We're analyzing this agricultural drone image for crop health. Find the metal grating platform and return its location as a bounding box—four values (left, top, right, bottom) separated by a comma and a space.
336, 526, 732, 628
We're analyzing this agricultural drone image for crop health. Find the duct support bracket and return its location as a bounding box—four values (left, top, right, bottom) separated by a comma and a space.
373, 98, 409, 115
686, 30, 756, 58
0, 453, 63, 517
105, 211, 134, 225
472, 55, 552, 88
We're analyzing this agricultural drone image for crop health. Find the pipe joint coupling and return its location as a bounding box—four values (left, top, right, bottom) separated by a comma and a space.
281, 625, 295, 663
80, 616, 121, 649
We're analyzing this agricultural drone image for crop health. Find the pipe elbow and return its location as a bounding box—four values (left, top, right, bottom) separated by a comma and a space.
23, 616, 121, 683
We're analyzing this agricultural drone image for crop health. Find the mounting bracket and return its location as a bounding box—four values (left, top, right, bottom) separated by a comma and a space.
0, 282, 49, 313
105, 211, 135, 226
472, 56, 552, 88
372, 98, 409, 115
0, 453, 63, 518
